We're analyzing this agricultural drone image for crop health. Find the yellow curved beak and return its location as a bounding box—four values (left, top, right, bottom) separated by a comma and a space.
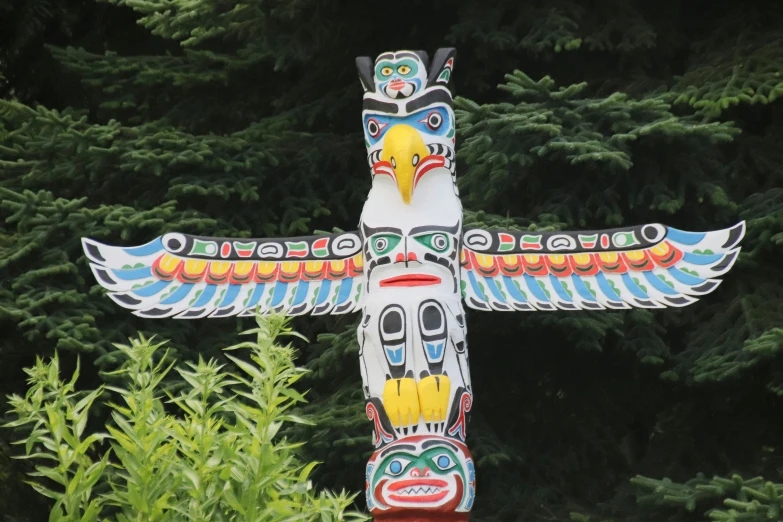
380, 124, 430, 204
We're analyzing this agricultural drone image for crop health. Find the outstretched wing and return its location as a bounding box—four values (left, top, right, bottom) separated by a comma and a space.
82, 232, 364, 319
460, 222, 745, 311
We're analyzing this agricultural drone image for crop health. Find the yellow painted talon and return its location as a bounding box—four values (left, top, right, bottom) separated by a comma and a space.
418, 374, 451, 423
383, 378, 420, 427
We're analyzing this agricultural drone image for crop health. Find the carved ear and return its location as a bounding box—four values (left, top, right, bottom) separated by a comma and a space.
414, 50, 430, 71
356, 56, 375, 93
426, 47, 456, 88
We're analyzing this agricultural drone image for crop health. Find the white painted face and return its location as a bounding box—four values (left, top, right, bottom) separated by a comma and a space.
373, 51, 429, 99
361, 167, 462, 298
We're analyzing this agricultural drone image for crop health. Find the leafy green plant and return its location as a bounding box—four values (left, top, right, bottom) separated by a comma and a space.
4, 314, 367, 522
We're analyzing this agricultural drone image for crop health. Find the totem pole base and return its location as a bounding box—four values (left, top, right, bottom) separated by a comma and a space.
366, 436, 475, 520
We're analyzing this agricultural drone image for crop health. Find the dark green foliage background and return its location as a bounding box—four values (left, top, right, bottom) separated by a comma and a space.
2, 0, 782, 520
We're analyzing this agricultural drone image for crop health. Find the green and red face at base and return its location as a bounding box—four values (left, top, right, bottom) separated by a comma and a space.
367, 435, 476, 520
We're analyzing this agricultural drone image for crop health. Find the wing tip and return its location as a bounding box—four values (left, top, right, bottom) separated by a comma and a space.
82, 237, 107, 264
720, 220, 746, 249
710, 248, 741, 276
108, 292, 144, 309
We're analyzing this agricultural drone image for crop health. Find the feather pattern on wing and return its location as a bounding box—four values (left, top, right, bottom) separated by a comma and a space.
460, 222, 745, 311
82, 232, 364, 319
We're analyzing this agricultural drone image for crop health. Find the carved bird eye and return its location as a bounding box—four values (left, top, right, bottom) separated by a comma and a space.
398, 65, 411, 75
367, 118, 381, 138
425, 111, 443, 131
381, 66, 393, 76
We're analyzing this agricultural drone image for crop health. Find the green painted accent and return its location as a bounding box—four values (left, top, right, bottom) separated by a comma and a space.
233, 241, 255, 252
632, 278, 649, 295
370, 445, 467, 496
494, 280, 506, 301
521, 235, 542, 247
694, 249, 715, 255
286, 241, 308, 255
413, 232, 450, 253
371, 233, 402, 256
375, 58, 419, 80
537, 280, 551, 299
513, 280, 529, 300
657, 274, 675, 288
189, 289, 203, 306
160, 285, 179, 299
612, 231, 640, 247
191, 239, 219, 256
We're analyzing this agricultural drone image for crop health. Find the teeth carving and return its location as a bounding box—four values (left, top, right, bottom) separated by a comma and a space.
398, 486, 442, 496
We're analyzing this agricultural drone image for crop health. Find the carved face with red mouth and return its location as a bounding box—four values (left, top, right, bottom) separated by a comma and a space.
361, 222, 461, 295
367, 436, 475, 519
373, 51, 428, 100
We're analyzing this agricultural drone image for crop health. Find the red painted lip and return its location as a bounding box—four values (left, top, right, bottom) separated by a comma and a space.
388, 478, 450, 503
389, 80, 406, 90
380, 274, 441, 287
387, 479, 449, 491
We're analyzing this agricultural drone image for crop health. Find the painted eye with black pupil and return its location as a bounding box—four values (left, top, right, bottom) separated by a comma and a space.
367, 119, 381, 138
432, 234, 448, 250
371, 234, 401, 256
426, 112, 443, 131
413, 233, 450, 253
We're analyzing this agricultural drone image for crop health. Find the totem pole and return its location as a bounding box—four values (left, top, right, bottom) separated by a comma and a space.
82, 48, 745, 520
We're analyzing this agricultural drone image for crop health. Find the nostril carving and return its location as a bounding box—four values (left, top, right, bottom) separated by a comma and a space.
395, 253, 405, 263
407, 252, 418, 262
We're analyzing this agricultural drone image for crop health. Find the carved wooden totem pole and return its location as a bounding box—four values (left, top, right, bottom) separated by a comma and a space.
82, 48, 745, 520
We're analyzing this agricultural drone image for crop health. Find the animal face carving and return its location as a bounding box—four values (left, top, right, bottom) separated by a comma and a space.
362, 222, 461, 295
373, 51, 429, 99
367, 435, 475, 517
358, 48, 458, 205
363, 107, 455, 204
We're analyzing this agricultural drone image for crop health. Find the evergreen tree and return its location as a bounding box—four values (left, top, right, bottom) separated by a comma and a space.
1, 0, 782, 520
